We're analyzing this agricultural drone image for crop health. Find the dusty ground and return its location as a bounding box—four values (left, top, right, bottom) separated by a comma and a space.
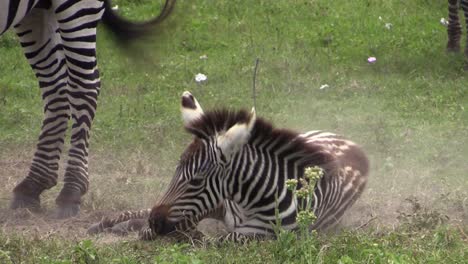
0, 208, 104, 239
0, 150, 466, 242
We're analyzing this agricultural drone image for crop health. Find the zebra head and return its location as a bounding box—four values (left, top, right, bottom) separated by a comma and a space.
149, 91, 256, 235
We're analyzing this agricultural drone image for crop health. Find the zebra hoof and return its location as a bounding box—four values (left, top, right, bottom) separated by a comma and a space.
10, 192, 41, 213
111, 219, 146, 235
139, 227, 157, 240
447, 42, 461, 53
447, 46, 461, 53
463, 63, 468, 71
110, 223, 130, 236
87, 222, 104, 235
55, 204, 80, 219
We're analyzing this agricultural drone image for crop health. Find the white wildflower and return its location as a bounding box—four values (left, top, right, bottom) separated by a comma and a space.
440, 18, 449, 27
112, 5, 119, 10
199, 54, 208, 60
285, 179, 298, 190
367, 57, 377, 64
195, 73, 207, 83
385, 23, 392, 29
304, 166, 324, 181
378, 16, 382, 21
319, 84, 329, 90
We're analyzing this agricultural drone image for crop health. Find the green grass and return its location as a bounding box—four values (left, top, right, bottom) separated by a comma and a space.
0, 0, 467, 263
0, 225, 467, 264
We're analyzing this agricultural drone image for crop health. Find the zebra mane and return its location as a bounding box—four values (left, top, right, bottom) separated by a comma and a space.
184, 108, 293, 141
184, 108, 334, 166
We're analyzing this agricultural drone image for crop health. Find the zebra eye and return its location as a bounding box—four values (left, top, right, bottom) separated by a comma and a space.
190, 178, 204, 186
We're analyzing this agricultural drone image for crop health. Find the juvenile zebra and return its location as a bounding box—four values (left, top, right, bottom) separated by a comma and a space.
88, 91, 369, 241
447, 0, 468, 68
1, 0, 175, 218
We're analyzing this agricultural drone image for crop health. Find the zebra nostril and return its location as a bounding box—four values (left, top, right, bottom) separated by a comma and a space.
149, 204, 173, 235
149, 215, 175, 235
149, 217, 159, 233
157, 217, 166, 234
153, 218, 162, 234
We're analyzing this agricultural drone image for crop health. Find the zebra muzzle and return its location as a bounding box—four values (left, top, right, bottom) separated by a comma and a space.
149, 204, 176, 235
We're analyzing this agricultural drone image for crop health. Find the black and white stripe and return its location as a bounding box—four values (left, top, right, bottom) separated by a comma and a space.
3, 0, 175, 218
447, 0, 468, 68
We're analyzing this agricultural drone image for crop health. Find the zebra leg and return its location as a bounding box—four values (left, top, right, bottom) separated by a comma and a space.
200, 230, 271, 245
87, 209, 151, 235
109, 218, 148, 236
53, 0, 105, 218
10, 6, 70, 212
447, 0, 462, 52
210, 202, 272, 243
200, 202, 266, 244
215, 232, 270, 243
460, 0, 468, 69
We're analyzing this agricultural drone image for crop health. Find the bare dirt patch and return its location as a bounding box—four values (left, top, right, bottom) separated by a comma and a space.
0, 208, 104, 239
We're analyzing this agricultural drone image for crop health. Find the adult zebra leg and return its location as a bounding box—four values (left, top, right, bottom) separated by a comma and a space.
460, 0, 468, 69
53, 0, 105, 218
10, 6, 70, 212
447, 0, 462, 52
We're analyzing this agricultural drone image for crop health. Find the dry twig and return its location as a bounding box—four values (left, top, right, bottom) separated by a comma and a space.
355, 216, 378, 230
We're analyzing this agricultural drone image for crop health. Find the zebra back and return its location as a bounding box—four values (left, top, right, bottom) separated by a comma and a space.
300, 131, 369, 230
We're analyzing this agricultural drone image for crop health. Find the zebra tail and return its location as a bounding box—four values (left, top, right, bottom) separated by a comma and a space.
101, 0, 176, 42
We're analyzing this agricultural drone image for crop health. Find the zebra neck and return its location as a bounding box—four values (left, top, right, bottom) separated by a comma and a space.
226, 136, 311, 209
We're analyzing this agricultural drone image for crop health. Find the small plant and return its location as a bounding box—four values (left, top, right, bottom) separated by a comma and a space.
271, 166, 323, 262
72, 240, 99, 264
0, 249, 13, 264
397, 196, 449, 231
275, 166, 323, 237
154, 244, 202, 264
286, 166, 323, 235
38, 256, 71, 264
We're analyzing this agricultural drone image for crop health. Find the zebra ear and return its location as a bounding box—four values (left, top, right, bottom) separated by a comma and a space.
181, 91, 204, 126
217, 108, 256, 160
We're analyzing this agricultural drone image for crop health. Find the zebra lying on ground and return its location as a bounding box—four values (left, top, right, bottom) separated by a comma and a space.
447, 0, 468, 68
2, 0, 175, 218
88, 91, 369, 241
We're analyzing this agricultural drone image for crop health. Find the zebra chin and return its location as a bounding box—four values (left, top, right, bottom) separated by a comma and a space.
148, 204, 177, 235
